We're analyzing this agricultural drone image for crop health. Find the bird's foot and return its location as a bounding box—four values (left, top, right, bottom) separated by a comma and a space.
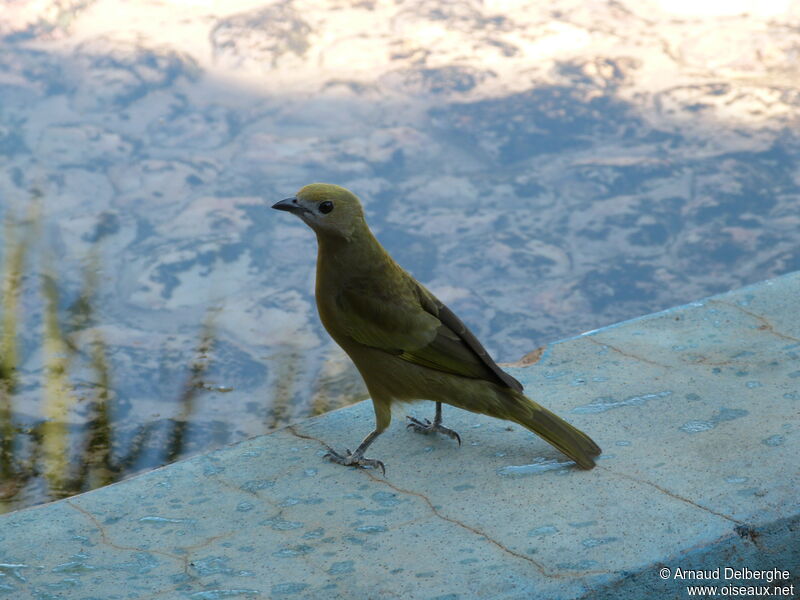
405, 416, 462, 446
323, 447, 386, 475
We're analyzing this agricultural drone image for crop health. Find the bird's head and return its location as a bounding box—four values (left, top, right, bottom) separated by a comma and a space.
272, 183, 366, 240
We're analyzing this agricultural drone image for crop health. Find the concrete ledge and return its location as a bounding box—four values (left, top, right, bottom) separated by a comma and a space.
1, 273, 798, 598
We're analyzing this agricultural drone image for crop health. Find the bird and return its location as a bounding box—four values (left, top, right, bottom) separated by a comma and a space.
272, 183, 601, 474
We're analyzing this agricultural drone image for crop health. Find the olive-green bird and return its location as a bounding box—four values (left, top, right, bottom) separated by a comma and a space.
272, 183, 601, 473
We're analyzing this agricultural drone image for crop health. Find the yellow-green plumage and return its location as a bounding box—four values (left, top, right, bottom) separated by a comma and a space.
272, 183, 601, 471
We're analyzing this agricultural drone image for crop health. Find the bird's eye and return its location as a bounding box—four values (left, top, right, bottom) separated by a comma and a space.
319, 201, 334, 214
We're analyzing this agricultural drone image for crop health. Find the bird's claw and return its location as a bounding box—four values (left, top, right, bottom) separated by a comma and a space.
324, 448, 386, 475
405, 415, 462, 446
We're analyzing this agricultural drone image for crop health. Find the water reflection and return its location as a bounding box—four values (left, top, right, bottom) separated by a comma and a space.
2, 1, 799, 511
0, 212, 234, 511
0, 206, 370, 511
164, 309, 218, 463
0, 204, 35, 505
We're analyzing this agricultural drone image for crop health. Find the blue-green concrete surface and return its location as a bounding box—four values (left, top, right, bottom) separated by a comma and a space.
2, 273, 799, 599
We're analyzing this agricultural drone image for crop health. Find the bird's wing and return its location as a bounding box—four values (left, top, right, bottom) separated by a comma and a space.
414, 283, 523, 391
337, 277, 523, 390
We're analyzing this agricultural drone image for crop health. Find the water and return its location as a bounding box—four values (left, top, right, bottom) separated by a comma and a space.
1, 1, 799, 511
528, 525, 559, 537
497, 458, 573, 477
678, 407, 750, 434
572, 391, 673, 414
762, 434, 785, 447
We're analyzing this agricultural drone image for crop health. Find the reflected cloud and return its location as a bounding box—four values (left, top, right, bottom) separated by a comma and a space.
1, 0, 799, 511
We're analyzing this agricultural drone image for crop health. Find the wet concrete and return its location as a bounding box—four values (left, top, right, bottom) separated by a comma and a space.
0, 272, 798, 598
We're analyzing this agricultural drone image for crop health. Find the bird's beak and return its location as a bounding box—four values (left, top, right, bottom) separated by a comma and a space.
271, 197, 303, 214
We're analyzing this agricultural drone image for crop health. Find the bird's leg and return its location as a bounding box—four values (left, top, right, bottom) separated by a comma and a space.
323, 429, 386, 475
406, 402, 462, 445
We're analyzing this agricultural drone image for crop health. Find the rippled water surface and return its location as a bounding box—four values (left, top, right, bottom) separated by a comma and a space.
1, 0, 799, 509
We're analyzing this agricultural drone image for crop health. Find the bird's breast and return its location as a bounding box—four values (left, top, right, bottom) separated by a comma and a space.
314, 268, 355, 347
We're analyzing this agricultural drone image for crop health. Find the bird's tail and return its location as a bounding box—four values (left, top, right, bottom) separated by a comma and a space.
504, 389, 601, 469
